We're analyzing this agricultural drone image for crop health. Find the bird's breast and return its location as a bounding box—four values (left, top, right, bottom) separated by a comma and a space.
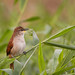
11, 36, 26, 56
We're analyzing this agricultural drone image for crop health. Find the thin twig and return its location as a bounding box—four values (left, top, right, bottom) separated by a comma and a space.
21, 41, 75, 57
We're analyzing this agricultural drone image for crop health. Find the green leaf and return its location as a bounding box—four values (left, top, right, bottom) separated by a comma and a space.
53, 57, 75, 75
33, 31, 39, 45
53, 65, 75, 75
0, 58, 4, 63
14, 0, 19, 5
47, 49, 62, 74
71, 57, 75, 65
1, 69, 12, 75
1, 60, 22, 75
44, 25, 75, 41
0, 57, 15, 69
56, 51, 75, 70
19, 0, 26, 11
20, 16, 40, 24
58, 50, 63, 63
25, 16, 40, 22
13, 60, 22, 75
53, 51, 75, 75
38, 42, 47, 75
20, 47, 37, 75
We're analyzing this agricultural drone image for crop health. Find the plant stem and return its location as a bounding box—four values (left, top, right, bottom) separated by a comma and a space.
44, 42, 75, 50
25, 42, 75, 55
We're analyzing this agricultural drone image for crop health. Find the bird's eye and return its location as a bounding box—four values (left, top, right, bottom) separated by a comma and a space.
21, 29, 24, 31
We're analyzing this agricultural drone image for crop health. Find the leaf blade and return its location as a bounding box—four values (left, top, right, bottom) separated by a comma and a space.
19, 16, 40, 24
1, 69, 12, 75
38, 42, 47, 75
0, 57, 15, 69
43, 25, 75, 42
19, 0, 26, 11
20, 47, 37, 75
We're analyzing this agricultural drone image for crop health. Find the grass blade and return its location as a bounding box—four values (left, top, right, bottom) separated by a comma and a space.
38, 42, 47, 75
19, 0, 26, 11
1, 69, 12, 75
52, 50, 75, 75
0, 57, 15, 69
58, 50, 63, 63
56, 51, 75, 70
53, 65, 75, 75
19, 16, 40, 24
43, 25, 75, 42
23, 16, 40, 22
53, 57, 75, 75
13, 60, 22, 75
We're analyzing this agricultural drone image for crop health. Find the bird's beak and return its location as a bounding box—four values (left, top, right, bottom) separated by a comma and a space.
23, 28, 29, 33
24, 28, 29, 31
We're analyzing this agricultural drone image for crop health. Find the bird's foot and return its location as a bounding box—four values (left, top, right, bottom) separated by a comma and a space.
23, 51, 27, 55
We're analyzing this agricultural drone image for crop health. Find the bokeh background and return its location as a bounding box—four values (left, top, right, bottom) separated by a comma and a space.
0, 0, 75, 75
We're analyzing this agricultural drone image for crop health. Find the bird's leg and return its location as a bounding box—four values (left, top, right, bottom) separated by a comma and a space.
23, 51, 27, 55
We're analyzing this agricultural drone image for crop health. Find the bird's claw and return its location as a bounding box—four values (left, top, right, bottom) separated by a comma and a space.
23, 51, 27, 55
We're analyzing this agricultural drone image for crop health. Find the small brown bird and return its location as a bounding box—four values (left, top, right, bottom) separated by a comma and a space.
6, 26, 29, 69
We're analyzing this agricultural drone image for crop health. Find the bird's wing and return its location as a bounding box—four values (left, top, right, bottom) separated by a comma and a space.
6, 38, 13, 56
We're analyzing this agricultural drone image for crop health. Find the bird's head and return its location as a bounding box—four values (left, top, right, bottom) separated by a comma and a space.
14, 26, 29, 36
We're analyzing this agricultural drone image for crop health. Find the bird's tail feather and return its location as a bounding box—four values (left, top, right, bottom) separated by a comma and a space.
10, 62, 14, 70
8, 54, 14, 70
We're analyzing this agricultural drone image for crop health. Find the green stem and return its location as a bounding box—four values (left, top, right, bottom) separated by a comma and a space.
25, 41, 75, 55
44, 42, 75, 50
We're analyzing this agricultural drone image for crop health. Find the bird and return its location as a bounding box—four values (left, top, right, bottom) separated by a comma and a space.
6, 26, 29, 70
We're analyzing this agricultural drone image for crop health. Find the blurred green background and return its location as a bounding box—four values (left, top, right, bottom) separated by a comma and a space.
0, 0, 75, 75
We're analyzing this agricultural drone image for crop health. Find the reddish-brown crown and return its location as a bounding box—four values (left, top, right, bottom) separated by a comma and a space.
14, 26, 24, 32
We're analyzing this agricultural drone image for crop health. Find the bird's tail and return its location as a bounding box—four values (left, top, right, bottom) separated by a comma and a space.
8, 54, 14, 70
10, 62, 14, 70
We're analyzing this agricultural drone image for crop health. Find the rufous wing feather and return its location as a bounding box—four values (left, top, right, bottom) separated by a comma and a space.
6, 38, 13, 56
6, 37, 14, 69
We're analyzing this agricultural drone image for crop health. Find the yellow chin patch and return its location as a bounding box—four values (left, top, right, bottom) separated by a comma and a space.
23, 31, 26, 33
